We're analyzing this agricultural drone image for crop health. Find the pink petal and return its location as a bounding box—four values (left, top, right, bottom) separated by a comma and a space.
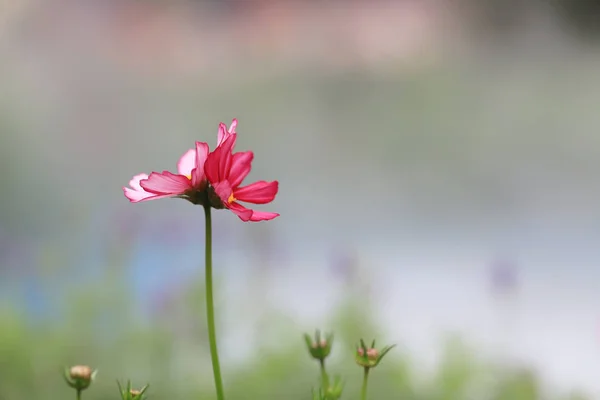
212, 180, 234, 205
204, 146, 222, 184
249, 210, 280, 222
139, 171, 192, 195
177, 148, 196, 177
123, 186, 149, 202
217, 119, 238, 146
234, 181, 278, 204
123, 187, 173, 203
228, 118, 237, 134
206, 131, 237, 184
228, 202, 253, 221
192, 141, 209, 186
229, 151, 253, 188
128, 173, 149, 191
216, 123, 231, 147
228, 202, 279, 222
123, 173, 173, 202
218, 134, 237, 180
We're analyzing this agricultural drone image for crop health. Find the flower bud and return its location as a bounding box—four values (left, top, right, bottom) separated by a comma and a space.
63, 365, 97, 391
355, 339, 396, 369
70, 365, 92, 380
304, 330, 334, 362
118, 380, 149, 400
367, 348, 379, 359
311, 375, 344, 400
129, 388, 147, 399
325, 375, 344, 399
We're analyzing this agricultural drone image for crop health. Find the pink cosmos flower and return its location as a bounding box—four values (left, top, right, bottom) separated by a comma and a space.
123, 141, 209, 203
205, 133, 279, 222
123, 118, 278, 223
123, 120, 239, 203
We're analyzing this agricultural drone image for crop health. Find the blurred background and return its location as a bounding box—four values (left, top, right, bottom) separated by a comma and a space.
1, 0, 600, 399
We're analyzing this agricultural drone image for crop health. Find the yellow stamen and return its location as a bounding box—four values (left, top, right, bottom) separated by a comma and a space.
185, 174, 192, 180
228, 193, 236, 204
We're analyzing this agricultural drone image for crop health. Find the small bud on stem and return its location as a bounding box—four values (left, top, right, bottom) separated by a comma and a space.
304, 330, 334, 362
70, 366, 92, 381
117, 380, 149, 400
63, 365, 97, 399
355, 339, 395, 369
355, 339, 396, 400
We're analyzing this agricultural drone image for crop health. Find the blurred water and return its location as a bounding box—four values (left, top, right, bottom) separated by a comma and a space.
252, 247, 600, 395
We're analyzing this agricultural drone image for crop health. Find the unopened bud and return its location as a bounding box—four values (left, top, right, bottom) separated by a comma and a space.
326, 375, 344, 399
117, 380, 149, 400
304, 330, 334, 362
70, 365, 92, 380
64, 365, 97, 391
357, 347, 377, 358
367, 348, 378, 360
355, 339, 396, 369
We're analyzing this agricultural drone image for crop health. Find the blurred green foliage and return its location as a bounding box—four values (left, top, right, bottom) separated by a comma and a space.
0, 272, 591, 400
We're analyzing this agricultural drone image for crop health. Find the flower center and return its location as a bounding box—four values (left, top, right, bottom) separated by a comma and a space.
185, 174, 192, 180
228, 193, 236, 204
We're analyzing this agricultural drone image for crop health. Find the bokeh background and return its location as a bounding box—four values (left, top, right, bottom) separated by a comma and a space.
1, 0, 600, 399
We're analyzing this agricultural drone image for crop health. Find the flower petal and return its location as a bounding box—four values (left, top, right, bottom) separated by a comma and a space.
123, 173, 174, 202
123, 187, 174, 203
212, 180, 234, 205
177, 148, 196, 177
228, 202, 253, 221
206, 134, 237, 184
218, 134, 237, 180
192, 141, 209, 186
249, 210, 280, 222
234, 181, 278, 204
217, 122, 229, 147
140, 171, 192, 195
229, 151, 253, 188
128, 173, 149, 191
228, 118, 237, 134
204, 146, 222, 184
227, 202, 279, 222
217, 119, 238, 146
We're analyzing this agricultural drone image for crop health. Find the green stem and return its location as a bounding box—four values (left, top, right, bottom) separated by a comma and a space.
319, 359, 329, 390
76, 389, 82, 400
204, 205, 225, 400
360, 367, 370, 400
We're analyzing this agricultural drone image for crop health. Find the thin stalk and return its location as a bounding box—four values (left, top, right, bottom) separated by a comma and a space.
360, 367, 370, 400
319, 359, 329, 390
204, 205, 225, 400
76, 389, 82, 400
